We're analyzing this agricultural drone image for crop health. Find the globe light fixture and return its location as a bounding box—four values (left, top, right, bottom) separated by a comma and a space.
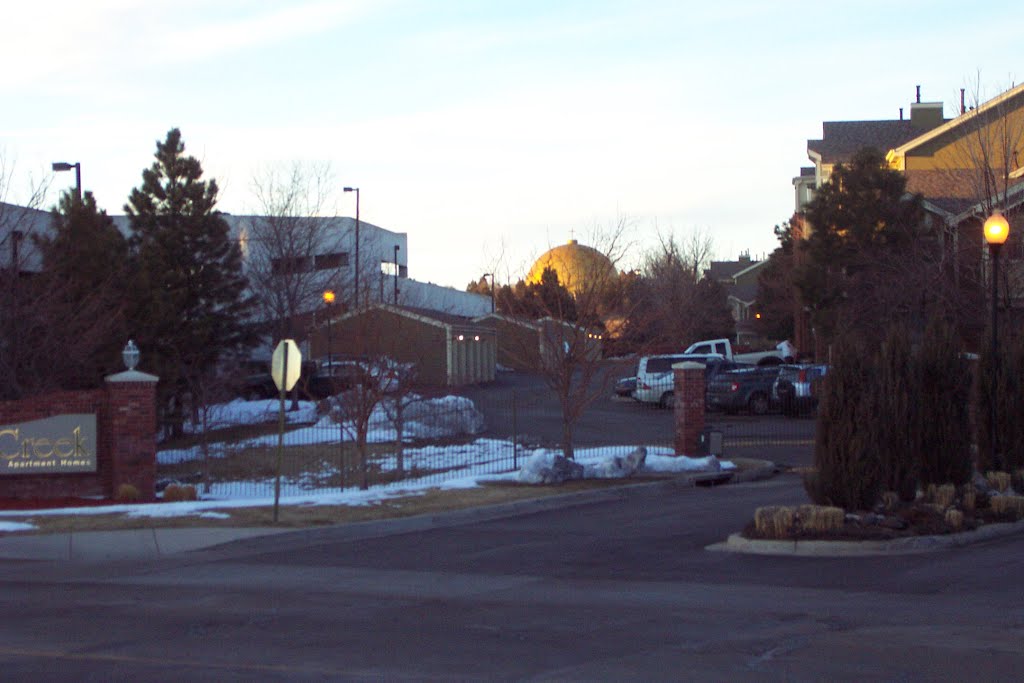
122, 339, 140, 371
983, 211, 1011, 470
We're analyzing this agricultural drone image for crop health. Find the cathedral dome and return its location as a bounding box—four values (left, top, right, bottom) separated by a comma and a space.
527, 239, 616, 296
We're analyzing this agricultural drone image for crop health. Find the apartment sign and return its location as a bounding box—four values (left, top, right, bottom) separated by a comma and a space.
0, 414, 97, 474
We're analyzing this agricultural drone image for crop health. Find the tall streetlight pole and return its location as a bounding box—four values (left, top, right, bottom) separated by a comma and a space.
51, 161, 81, 202
393, 245, 400, 305
323, 290, 336, 372
344, 187, 360, 308
984, 211, 1010, 470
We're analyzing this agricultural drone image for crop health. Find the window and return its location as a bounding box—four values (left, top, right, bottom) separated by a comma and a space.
315, 252, 348, 270
271, 256, 311, 275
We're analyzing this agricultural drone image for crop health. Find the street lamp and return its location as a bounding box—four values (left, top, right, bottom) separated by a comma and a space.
984, 211, 1010, 469
483, 273, 495, 313
344, 187, 360, 308
322, 290, 336, 372
393, 245, 400, 305
51, 161, 81, 202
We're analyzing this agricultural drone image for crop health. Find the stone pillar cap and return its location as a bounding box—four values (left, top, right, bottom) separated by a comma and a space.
105, 370, 160, 383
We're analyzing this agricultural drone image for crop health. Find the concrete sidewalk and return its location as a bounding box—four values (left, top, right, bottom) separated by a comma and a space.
0, 527, 290, 562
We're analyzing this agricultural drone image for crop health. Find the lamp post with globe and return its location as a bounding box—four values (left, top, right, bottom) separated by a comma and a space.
983, 211, 1010, 469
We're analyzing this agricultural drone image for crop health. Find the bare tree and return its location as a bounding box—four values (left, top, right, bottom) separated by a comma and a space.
495, 216, 634, 460
244, 162, 348, 342
622, 226, 732, 353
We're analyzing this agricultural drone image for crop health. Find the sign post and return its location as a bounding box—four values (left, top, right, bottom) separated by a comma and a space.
271, 339, 302, 522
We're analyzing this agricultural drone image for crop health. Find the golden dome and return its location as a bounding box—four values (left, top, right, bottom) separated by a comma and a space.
527, 239, 616, 296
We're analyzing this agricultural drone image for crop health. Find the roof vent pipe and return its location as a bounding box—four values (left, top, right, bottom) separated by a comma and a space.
916, 85, 921, 103
961, 88, 966, 115
899, 107, 904, 121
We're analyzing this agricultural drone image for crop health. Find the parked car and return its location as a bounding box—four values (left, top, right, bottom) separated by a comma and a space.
705, 365, 781, 415
632, 353, 725, 408
773, 364, 829, 416
614, 376, 637, 397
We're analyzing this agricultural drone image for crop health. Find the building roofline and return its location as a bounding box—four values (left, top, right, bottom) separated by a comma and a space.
887, 82, 1024, 161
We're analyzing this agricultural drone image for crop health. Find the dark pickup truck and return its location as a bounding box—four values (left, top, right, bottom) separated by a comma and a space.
705, 366, 781, 415
241, 360, 372, 401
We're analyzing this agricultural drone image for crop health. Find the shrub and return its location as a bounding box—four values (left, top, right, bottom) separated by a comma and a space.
798, 504, 845, 532
929, 484, 956, 509
162, 484, 198, 502
975, 334, 1024, 473
915, 321, 972, 487
754, 506, 794, 538
805, 339, 882, 510
116, 483, 141, 501
944, 509, 964, 531
986, 471, 1011, 493
960, 487, 977, 513
874, 326, 918, 500
989, 495, 1024, 520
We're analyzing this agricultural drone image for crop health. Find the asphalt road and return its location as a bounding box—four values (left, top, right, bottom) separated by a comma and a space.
2, 474, 1022, 680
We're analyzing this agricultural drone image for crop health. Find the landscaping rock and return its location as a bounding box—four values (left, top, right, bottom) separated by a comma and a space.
584, 447, 647, 479
540, 456, 585, 484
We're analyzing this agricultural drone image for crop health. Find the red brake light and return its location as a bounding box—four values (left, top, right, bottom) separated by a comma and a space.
730, 382, 740, 392
797, 369, 807, 382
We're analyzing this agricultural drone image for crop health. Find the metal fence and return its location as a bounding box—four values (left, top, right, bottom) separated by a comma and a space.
156, 371, 819, 501
156, 393, 526, 500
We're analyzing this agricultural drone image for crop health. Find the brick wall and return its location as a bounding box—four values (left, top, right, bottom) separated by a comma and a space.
0, 371, 158, 501
673, 362, 705, 457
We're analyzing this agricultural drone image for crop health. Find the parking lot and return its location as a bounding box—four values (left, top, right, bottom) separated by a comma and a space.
455, 362, 816, 467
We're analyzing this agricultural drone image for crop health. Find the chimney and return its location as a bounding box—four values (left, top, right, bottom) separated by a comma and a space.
916, 85, 921, 103
961, 88, 966, 115
899, 107, 904, 121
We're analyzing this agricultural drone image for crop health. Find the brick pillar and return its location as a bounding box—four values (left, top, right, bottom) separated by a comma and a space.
673, 361, 705, 457
104, 369, 159, 501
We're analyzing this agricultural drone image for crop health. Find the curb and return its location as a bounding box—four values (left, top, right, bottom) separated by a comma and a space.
706, 518, 1024, 557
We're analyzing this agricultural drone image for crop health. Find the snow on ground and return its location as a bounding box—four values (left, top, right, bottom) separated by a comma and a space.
0, 397, 734, 521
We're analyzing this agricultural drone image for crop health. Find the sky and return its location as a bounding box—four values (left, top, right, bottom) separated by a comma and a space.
2, 1, 1022, 290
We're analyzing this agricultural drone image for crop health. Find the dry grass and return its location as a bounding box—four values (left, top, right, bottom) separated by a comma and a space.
797, 504, 845, 532
1, 478, 661, 536
990, 495, 1024, 520
754, 506, 794, 538
944, 508, 964, 531
986, 471, 1012, 493
931, 484, 956, 509
961, 487, 977, 513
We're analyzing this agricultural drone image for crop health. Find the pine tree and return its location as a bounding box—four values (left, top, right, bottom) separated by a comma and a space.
32, 191, 130, 389
125, 129, 255, 428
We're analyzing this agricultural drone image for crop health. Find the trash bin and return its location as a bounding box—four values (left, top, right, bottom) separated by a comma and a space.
697, 428, 723, 457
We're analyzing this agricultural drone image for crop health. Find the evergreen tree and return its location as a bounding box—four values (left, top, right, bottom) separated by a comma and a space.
125, 128, 255, 427
32, 191, 130, 389
797, 148, 926, 348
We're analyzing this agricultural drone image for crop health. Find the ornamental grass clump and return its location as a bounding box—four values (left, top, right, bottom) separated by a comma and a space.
754, 506, 794, 539
929, 483, 957, 509
989, 495, 1024, 520
986, 471, 1011, 493
116, 483, 141, 501
944, 509, 964, 531
797, 504, 845, 532
960, 487, 977, 513
162, 484, 198, 502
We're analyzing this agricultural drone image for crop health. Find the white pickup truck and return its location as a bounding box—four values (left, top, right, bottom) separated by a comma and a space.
684, 338, 794, 365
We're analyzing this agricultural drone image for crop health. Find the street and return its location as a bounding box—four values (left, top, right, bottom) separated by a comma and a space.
1, 474, 1021, 680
